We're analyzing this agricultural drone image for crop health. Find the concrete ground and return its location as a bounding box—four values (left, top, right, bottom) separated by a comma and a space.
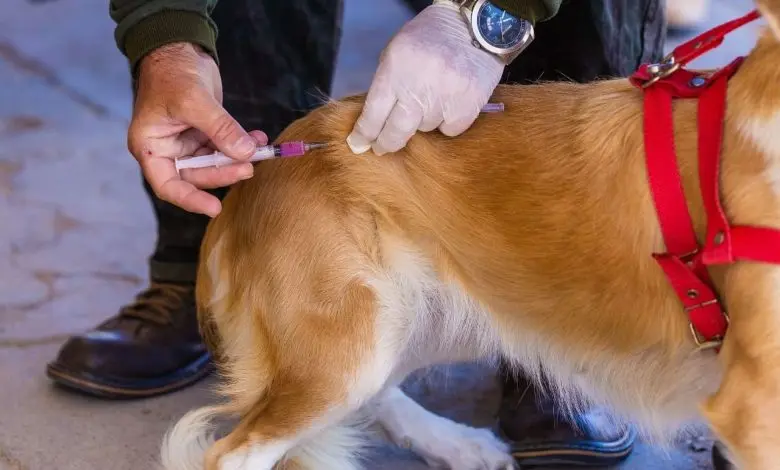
0, 0, 763, 469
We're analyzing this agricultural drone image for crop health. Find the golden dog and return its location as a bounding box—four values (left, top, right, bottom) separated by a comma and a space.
161, 2, 780, 469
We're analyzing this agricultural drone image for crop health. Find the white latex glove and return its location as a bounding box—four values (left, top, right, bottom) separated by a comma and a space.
347, 2, 505, 156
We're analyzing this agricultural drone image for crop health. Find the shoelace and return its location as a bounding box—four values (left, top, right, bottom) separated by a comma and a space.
118, 283, 193, 326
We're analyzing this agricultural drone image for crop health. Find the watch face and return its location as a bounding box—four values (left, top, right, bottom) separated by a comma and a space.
476, 2, 529, 50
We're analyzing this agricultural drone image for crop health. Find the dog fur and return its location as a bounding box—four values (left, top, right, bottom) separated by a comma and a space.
161, 3, 780, 469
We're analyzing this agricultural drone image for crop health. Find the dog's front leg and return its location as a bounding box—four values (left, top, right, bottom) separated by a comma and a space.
701, 265, 780, 469
373, 386, 514, 470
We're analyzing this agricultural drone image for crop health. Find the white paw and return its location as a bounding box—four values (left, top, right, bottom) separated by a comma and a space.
218, 442, 289, 470
392, 418, 514, 470
375, 387, 514, 470
219, 448, 250, 470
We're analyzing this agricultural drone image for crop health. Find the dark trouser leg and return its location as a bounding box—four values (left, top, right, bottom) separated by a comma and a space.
502, 0, 665, 84
146, 0, 345, 279
46, 0, 344, 399
496, 0, 666, 467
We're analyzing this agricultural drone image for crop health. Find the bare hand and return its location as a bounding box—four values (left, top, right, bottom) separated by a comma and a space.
129, 42, 265, 217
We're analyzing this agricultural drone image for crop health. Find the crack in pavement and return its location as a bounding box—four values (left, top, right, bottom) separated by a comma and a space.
0, 267, 144, 349
0, 333, 72, 349
0, 161, 22, 196
0, 115, 44, 137
5, 206, 88, 269
0, 40, 119, 120
27, 269, 144, 287
0, 269, 143, 317
0, 446, 27, 470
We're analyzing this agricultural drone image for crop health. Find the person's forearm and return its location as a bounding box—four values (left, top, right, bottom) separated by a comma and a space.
491, 0, 562, 23
109, 0, 219, 72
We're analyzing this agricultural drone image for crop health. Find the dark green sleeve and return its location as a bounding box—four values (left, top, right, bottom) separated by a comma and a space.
491, 0, 563, 23
109, 0, 219, 71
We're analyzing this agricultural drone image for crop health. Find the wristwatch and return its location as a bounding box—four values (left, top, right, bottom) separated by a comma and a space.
435, 0, 535, 65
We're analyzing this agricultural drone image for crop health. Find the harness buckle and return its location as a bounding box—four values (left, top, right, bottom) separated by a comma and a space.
642, 53, 682, 88
688, 311, 730, 351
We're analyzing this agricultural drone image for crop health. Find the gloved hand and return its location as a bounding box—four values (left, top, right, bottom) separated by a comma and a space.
129, 42, 263, 217
347, 2, 505, 156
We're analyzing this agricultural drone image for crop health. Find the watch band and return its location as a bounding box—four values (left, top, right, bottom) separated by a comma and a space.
434, 0, 476, 11
453, 0, 476, 8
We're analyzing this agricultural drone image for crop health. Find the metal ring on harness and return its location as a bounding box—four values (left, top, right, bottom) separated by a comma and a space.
642, 54, 682, 89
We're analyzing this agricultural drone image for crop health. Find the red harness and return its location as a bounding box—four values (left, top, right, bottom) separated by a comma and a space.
629, 10, 780, 350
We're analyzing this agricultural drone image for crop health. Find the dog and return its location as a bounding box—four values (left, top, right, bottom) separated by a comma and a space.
160, 2, 780, 469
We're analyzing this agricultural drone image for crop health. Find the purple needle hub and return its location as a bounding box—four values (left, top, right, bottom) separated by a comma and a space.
279, 141, 308, 158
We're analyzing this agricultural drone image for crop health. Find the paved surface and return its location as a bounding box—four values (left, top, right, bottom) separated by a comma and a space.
0, 0, 763, 469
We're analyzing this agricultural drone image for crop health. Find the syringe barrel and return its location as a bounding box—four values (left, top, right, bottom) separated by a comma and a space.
175, 145, 276, 171
174, 153, 231, 171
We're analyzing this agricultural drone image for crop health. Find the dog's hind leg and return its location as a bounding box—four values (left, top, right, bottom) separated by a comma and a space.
203, 359, 387, 470
197, 277, 399, 470
204, 387, 366, 470
373, 386, 514, 470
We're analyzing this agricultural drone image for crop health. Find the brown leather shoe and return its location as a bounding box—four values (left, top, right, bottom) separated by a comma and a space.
498, 372, 635, 467
46, 282, 213, 399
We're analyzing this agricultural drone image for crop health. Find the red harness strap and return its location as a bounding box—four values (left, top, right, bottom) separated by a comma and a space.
629, 9, 780, 350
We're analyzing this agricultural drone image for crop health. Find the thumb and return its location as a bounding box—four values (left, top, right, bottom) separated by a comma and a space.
182, 93, 256, 161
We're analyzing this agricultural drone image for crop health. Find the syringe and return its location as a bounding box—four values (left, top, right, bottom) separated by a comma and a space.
174, 141, 328, 173
174, 102, 505, 172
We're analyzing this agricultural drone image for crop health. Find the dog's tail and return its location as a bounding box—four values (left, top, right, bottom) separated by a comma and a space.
159, 405, 224, 470
159, 405, 371, 470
